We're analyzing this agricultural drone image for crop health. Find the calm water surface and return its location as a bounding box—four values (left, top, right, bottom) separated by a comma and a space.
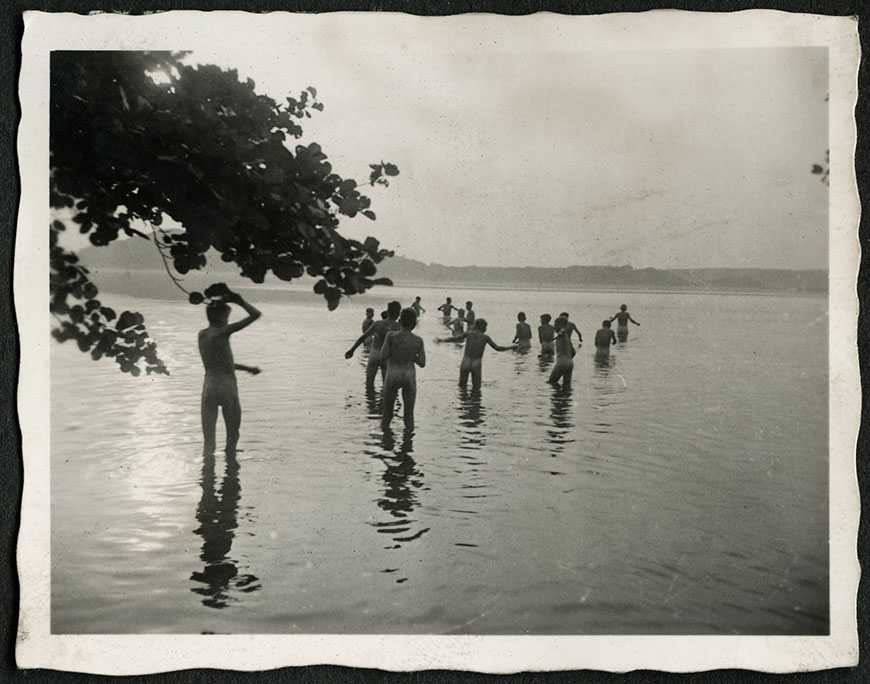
51, 286, 828, 634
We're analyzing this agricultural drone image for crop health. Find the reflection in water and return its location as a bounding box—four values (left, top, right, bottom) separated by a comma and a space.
547, 385, 575, 453
365, 387, 383, 422
191, 451, 260, 609
457, 387, 486, 451
538, 353, 554, 374
370, 428, 429, 577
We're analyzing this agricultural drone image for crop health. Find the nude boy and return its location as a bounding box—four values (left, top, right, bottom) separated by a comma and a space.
198, 289, 261, 456
438, 297, 459, 323
595, 319, 618, 360
380, 308, 426, 429
538, 314, 555, 356
513, 312, 532, 350
548, 316, 574, 388
610, 304, 640, 341
346, 300, 401, 389
437, 318, 515, 390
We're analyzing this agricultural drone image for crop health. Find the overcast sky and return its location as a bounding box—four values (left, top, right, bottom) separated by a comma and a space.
188, 33, 828, 271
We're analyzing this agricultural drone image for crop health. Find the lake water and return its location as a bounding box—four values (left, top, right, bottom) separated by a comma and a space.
50, 285, 829, 634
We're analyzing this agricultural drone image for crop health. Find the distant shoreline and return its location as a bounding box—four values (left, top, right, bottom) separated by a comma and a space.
87, 268, 829, 302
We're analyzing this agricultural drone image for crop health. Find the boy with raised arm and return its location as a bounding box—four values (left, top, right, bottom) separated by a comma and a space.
610, 304, 640, 341
595, 319, 618, 360
436, 318, 515, 390
380, 308, 426, 429
345, 300, 401, 389
548, 316, 574, 388
198, 288, 262, 456
538, 313, 555, 356
438, 297, 459, 324
513, 312, 532, 350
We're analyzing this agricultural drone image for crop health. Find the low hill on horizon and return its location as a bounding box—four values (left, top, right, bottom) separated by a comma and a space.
73, 237, 828, 296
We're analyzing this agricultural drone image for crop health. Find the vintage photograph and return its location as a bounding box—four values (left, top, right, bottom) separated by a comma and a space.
17, 9, 860, 674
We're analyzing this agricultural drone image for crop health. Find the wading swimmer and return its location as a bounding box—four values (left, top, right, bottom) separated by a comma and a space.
447, 309, 466, 335
538, 314, 555, 356
380, 308, 426, 429
464, 301, 476, 327
513, 312, 532, 350
345, 301, 401, 389
412, 296, 426, 317
610, 304, 640, 341
436, 318, 515, 390
548, 316, 574, 388
559, 312, 582, 349
595, 319, 618, 361
438, 297, 459, 324
198, 289, 262, 456
361, 307, 375, 349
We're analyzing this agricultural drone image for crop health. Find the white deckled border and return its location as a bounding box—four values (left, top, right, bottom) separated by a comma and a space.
15, 9, 860, 674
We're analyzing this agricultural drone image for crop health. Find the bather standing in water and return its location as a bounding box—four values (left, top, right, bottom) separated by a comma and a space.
346, 300, 401, 389
610, 304, 640, 341
198, 289, 261, 456
361, 307, 376, 349
538, 313, 555, 356
513, 312, 532, 350
548, 316, 574, 388
380, 308, 426, 429
595, 319, 618, 361
436, 318, 515, 390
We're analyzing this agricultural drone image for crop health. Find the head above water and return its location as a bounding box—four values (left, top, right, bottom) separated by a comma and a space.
415, 296, 421, 303
560, 312, 570, 319
517, 312, 526, 322
400, 308, 417, 330
540, 313, 552, 324
554, 316, 567, 331
380, 310, 388, 319
473, 318, 487, 332
387, 301, 402, 319
206, 300, 230, 324
620, 304, 627, 311
466, 301, 473, 309
446, 297, 452, 303
603, 320, 611, 328
365, 307, 374, 317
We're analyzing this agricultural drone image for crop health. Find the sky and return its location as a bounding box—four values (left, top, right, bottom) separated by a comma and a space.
184, 29, 828, 270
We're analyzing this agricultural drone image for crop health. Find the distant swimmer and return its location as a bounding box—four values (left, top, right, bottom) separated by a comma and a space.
436, 318, 516, 390
361, 307, 375, 349
198, 288, 262, 456
447, 309, 467, 335
464, 301, 476, 327
345, 300, 401, 389
513, 312, 532, 350
559, 312, 582, 350
610, 304, 640, 341
548, 316, 574, 388
438, 297, 460, 324
380, 308, 426, 429
594, 319, 618, 361
412, 296, 426, 317
538, 313, 555, 356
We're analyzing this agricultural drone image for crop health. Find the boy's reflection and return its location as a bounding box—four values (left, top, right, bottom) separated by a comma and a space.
373, 428, 429, 547
547, 384, 574, 451
457, 387, 486, 451
191, 451, 260, 608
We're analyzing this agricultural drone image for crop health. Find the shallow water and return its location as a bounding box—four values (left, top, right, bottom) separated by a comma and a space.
50, 286, 829, 634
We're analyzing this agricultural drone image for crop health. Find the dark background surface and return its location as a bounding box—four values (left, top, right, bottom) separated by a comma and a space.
2, 0, 866, 682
